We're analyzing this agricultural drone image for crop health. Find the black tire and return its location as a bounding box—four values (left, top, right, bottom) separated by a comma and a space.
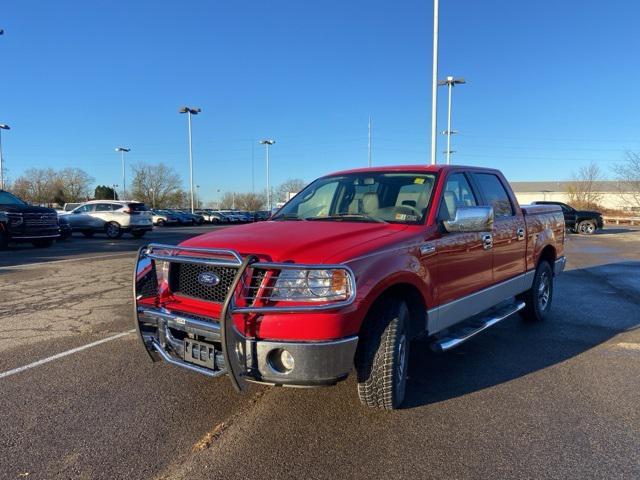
131, 230, 146, 239
82, 231, 95, 238
355, 298, 410, 410
577, 219, 597, 235
0, 227, 9, 250
105, 222, 123, 239
156, 219, 165, 227
518, 260, 554, 322
32, 239, 54, 248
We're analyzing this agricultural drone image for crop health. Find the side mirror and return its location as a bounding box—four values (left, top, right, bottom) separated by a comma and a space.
443, 206, 494, 233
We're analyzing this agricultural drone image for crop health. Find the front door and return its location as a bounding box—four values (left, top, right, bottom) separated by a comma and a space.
433, 172, 493, 332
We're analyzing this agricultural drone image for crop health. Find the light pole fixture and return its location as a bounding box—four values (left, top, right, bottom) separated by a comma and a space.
0, 124, 10, 190
437, 76, 465, 165
259, 139, 275, 211
368, 115, 372, 167
149, 188, 156, 209
179, 106, 201, 213
115, 147, 130, 199
112, 184, 119, 200
196, 185, 200, 209
430, 0, 440, 165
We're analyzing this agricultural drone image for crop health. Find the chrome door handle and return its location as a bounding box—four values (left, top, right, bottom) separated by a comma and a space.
420, 243, 436, 256
482, 234, 493, 250
516, 228, 525, 241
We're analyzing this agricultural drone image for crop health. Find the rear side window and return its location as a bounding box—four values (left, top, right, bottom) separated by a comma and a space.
438, 173, 477, 221
473, 173, 514, 218
95, 203, 114, 212
128, 203, 149, 211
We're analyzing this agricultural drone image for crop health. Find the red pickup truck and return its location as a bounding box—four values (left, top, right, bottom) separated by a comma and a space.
134, 165, 565, 409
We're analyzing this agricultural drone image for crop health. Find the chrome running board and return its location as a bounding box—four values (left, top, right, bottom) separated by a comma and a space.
431, 301, 526, 353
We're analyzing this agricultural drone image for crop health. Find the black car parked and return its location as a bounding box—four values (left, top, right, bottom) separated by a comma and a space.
0, 190, 60, 248
532, 201, 603, 235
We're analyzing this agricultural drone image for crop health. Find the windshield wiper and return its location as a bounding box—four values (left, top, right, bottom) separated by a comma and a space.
272, 213, 306, 221
306, 214, 387, 224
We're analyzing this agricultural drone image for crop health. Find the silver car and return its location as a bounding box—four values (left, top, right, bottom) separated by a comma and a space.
64, 201, 153, 239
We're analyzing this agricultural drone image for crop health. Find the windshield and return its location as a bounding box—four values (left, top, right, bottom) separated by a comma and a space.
0, 191, 27, 206
272, 172, 437, 224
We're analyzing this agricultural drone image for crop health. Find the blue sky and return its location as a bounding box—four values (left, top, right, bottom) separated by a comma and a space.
2, 0, 639, 202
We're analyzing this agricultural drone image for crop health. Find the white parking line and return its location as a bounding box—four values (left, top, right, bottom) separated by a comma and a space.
0, 329, 136, 379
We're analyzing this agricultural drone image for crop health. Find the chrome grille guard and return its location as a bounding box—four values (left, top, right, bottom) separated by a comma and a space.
134, 243, 356, 392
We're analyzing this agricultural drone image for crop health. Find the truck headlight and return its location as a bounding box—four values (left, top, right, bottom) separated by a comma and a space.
271, 268, 352, 301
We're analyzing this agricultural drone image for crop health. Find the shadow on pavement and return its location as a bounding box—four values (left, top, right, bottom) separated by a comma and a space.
402, 261, 640, 409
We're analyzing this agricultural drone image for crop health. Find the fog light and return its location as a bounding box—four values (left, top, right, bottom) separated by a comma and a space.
267, 348, 295, 373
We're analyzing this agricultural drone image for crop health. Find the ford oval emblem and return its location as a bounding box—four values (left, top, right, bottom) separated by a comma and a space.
198, 271, 221, 287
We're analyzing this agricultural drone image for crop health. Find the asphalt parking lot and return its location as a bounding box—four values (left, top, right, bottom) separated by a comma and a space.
1, 226, 639, 479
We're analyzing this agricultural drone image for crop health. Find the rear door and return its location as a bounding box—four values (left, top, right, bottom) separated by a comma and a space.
471, 172, 527, 283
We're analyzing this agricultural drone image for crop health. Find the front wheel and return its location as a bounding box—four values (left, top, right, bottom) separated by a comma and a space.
518, 260, 554, 322
355, 298, 410, 410
0, 228, 9, 250
578, 219, 597, 235
105, 222, 123, 239
156, 219, 165, 227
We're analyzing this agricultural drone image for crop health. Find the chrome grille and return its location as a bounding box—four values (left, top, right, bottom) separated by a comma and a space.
169, 263, 237, 303
23, 213, 58, 227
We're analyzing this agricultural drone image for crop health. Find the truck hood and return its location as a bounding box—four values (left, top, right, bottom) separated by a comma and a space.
180, 220, 409, 263
0, 204, 57, 214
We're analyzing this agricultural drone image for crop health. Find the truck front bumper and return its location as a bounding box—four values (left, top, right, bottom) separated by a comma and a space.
134, 244, 357, 391
136, 306, 358, 386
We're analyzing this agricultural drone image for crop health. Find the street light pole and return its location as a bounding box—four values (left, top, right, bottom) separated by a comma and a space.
430, 0, 440, 165
438, 76, 465, 164
179, 106, 201, 214
259, 139, 275, 211
0, 124, 10, 190
368, 115, 372, 167
115, 147, 130, 199
112, 184, 118, 200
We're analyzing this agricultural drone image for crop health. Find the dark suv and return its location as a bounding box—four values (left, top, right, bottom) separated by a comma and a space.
0, 190, 60, 248
532, 201, 603, 235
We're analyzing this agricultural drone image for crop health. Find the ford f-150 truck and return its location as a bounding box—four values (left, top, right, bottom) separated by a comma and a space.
0, 190, 60, 249
134, 165, 565, 409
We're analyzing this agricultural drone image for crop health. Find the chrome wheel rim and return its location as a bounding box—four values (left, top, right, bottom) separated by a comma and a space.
538, 272, 550, 310
396, 333, 408, 401
580, 222, 595, 234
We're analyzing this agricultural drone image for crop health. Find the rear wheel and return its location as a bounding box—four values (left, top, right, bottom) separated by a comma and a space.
32, 239, 54, 248
578, 219, 597, 235
105, 222, 123, 239
355, 298, 410, 410
519, 260, 554, 322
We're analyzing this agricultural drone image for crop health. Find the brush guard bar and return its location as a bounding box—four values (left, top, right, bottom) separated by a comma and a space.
134, 243, 356, 392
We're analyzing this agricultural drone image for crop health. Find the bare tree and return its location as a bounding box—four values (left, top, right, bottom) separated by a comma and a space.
612, 152, 640, 208
236, 192, 266, 211
277, 178, 306, 203
566, 162, 603, 209
10, 168, 60, 205
130, 163, 184, 208
59, 168, 94, 202
219, 192, 236, 209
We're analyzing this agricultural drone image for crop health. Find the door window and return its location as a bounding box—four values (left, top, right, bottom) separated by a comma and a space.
94, 203, 114, 212
474, 174, 514, 218
74, 204, 95, 213
438, 173, 477, 221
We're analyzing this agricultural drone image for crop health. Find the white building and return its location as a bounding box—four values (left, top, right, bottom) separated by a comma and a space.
509, 181, 638, 212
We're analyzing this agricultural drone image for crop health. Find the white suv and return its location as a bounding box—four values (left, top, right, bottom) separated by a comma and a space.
64, 201, 153, 239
